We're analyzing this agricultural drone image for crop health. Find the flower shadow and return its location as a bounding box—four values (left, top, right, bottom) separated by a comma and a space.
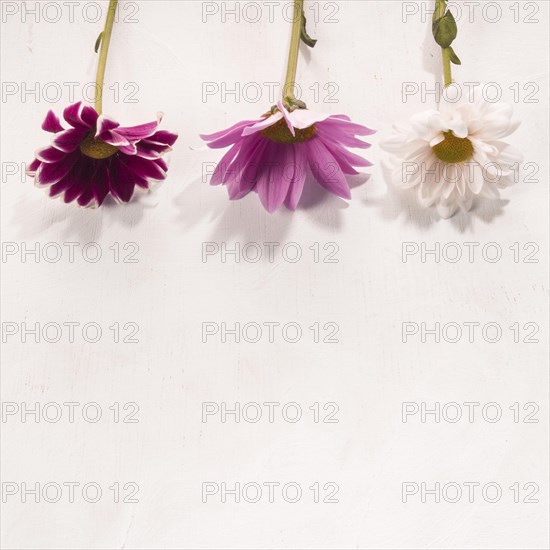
376, 161, 509, 232
11, 189, 150, 243
173, 171, 365, 249
173, 174, 295, 246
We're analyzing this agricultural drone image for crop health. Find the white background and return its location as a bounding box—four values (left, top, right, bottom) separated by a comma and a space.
1, 1, 549, 548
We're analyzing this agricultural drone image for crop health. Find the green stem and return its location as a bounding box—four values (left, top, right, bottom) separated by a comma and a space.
283, 0, 304, 105
95, 0, 118, 115
442, 48, 452, 87
435, 0, 452, 87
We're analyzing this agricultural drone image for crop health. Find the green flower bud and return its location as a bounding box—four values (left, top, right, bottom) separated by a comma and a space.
432, 11, 458, 49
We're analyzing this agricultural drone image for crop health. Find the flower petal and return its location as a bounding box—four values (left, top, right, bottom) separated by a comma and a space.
289, 109, 332, 129
241, 113, 283, 137
42, 110, 64, 133
52, 127, 88, 153
36, 146, 67, 163
201, 119, 261, 142
95, 114, 120, 137
276, 101, 295, 136
307, 138, 351, 199
284, 145, 307, 210
256, 143, 294, 213
36, 151, 80, 185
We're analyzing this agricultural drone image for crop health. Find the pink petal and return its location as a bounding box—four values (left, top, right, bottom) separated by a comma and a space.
276, 101, 295, 137
256, 143, 294, 213
211, 142, 241, 185
288, 109, 332, 129
241, 113, 283, 137
307, 139, 351, 199
284, 145, 307, 210
201, 119, 260, 142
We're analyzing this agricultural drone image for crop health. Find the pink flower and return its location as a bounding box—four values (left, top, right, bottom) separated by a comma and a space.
201, 102, 374, 213
28, 102, 178, 207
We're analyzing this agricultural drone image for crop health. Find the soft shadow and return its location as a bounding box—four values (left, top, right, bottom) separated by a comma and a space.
11, 187, 151, 242
173, 174, 295, 246
376, 160, 510, 231
173, 171, 367, 247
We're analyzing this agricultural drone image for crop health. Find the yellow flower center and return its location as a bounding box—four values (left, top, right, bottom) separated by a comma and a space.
431, 131, 474, 164
261, 117, 316, 144
80, 133, 118, 159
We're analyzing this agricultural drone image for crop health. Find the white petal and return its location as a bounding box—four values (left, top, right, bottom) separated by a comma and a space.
437, 198, 459, 219
429, 134, 445, 147
410, 110, 444, 141
467, 162, 485, 194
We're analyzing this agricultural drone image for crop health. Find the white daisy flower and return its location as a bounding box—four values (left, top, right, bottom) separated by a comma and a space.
383, 95, 523, 218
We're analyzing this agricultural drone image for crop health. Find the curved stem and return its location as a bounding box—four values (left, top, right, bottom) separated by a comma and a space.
95, 0, 118, 114
283, 0, 304, 104
435, 0, 452, 87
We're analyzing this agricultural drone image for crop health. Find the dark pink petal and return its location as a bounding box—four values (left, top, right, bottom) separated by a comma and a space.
63, 181, 86, 204
92, 163, 111, 206
95, 115, 120, 137
99, 130, 130, 148
62, 102, 92, 129
201, 119, 260, 142
148, 130, 178, 147
154, 158, 168, 173
136, 142, 162, 160
115, 119, 160, 141
42, 110, 64, 133
77, 186, 96, 207
80, 106, 99, 128
111, 157, 143, 201
307, 139, 351, 200
284, 145, 307, 210
27, 159, 41, 175
36, 146, 67, 163
120, 154, 166, 181
49, 156, 88, 201
256, 143, 295, 213
52, 127, 88, 153
118, 142, 138, 155
36, 151, 80, 185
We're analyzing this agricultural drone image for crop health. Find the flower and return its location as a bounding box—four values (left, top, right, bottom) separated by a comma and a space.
201, 102, 374, 213
28, 102, 178, 207
382, 96, 523, 218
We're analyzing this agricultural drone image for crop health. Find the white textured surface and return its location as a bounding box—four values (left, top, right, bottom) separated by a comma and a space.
1, 1, 549, 548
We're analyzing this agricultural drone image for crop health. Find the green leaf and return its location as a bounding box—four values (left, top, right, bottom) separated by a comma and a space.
432, 11, 458, 49
300, 12, 317, 48
448, 46, 461, 65
94, 32, 103, 53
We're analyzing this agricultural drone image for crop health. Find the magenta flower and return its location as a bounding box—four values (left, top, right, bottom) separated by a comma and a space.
202, 102, 374, 213
28, 102, 177, 207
